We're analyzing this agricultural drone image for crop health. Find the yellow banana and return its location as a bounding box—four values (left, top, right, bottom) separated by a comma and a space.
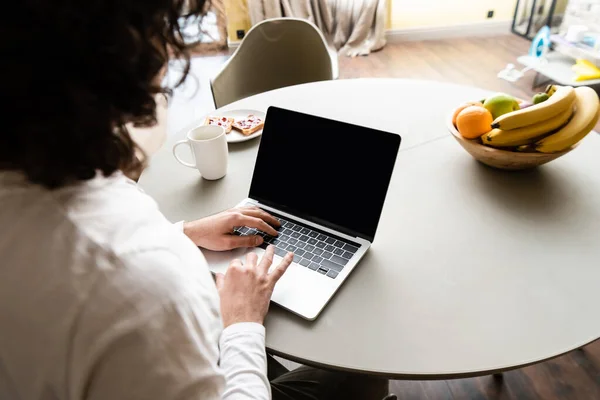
481, 106, 573, 147
536, 86, 600, 153
491, 86, 575, 130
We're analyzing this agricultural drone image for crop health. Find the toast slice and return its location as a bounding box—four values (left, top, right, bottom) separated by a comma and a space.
232, 115, 264, 136
205, 116, 234, 133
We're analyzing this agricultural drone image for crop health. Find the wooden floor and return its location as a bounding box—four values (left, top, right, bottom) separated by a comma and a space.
337, 35, 536, 102
388, 345, 600, 400
338, 35, 600, 400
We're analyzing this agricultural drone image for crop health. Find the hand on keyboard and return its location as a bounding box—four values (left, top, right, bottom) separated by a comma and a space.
183, 206, 280, 251
234, 211, 360, 280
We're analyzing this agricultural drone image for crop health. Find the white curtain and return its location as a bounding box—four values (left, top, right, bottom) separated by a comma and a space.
248, 0, 387, 57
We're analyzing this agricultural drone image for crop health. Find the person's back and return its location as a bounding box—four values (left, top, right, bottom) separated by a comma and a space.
0, 171, 225, 399
0, 1, 298, 397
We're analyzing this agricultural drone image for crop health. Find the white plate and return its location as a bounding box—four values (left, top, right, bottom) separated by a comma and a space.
202, 109, 266, 143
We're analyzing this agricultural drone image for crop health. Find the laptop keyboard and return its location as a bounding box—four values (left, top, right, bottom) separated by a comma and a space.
233, 213, 359, 279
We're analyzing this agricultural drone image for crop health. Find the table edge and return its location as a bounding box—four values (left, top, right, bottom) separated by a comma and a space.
267, 335, 600, 380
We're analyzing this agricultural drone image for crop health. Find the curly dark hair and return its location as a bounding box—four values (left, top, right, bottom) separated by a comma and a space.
1, 0, 209, 188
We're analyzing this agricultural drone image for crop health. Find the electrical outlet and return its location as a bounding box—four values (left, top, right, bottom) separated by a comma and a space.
487, 10, 494, 18
236, 30, 245, 40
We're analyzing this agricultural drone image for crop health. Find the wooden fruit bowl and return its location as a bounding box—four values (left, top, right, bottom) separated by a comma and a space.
447, 116, 575, 170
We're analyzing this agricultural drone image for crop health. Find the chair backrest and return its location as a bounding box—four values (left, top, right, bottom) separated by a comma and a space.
211, 18, 334, 109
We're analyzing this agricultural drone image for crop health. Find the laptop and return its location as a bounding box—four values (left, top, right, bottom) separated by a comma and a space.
203, 107, 401, 320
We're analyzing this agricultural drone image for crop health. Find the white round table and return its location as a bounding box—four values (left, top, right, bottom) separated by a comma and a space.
139, 79, 600, 379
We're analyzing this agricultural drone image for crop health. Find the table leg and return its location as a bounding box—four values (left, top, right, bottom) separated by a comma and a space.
365, 377, 390, 399
381, 378, 391, 394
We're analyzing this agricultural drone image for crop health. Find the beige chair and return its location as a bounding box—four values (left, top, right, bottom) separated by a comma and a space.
210, 18, 336, 109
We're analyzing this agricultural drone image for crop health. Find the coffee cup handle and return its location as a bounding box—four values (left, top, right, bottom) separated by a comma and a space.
172, 140, 196, 168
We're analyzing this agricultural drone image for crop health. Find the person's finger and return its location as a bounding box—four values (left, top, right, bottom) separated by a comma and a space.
245, 251, 258, 269
257, 245, 275, 274
237, 215, 278, 236
223, 235, 263, 250
269, 252, 293, 285
227, 258, 243, 271
240, 207, 281, 228
215, 273, 225, 290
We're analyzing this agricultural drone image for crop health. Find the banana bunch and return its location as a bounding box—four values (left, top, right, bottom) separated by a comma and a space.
537, 86, 600, 153
480, 85, 599, 153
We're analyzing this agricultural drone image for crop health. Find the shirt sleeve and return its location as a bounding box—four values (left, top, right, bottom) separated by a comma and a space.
73, 248, 270, 400
220, 323, 271, 400
174, 220, 185, 231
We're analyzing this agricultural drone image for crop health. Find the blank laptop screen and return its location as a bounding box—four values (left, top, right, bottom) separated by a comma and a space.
249, 107, 401, 242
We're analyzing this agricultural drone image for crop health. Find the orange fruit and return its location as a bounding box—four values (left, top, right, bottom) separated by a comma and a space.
456, 106, 493, 139
452, 102, 483, 125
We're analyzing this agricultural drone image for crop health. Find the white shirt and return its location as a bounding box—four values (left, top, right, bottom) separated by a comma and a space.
0, 171, 270, 400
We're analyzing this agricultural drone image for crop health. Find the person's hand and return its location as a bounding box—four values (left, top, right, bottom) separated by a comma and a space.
183, 206, 280, 251
216, 246, 293, 327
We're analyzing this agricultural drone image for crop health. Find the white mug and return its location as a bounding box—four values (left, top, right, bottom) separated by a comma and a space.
173, 125, 228, 180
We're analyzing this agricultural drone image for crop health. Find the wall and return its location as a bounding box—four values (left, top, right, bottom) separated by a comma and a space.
390, 0, 517, 29
223, 0, 251, 42
224, 0, 524, 37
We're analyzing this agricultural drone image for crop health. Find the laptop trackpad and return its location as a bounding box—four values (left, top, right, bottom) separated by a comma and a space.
270, 262, 334, 320
202, 247, 334, 320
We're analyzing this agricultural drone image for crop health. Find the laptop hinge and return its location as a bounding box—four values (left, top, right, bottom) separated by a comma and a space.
247, 198, 371, 244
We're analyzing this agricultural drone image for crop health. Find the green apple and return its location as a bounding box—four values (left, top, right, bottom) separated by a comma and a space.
532, 92, 549, 104
483, 93, 520, 119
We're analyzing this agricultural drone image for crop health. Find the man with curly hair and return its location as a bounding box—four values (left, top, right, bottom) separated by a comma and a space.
0, 1, 393, 399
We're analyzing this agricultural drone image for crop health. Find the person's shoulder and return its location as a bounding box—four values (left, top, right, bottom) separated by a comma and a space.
64, 172, 161, 222
59, 173, 185, 254
66, 173, 216, 300
25, 172, 221, 330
